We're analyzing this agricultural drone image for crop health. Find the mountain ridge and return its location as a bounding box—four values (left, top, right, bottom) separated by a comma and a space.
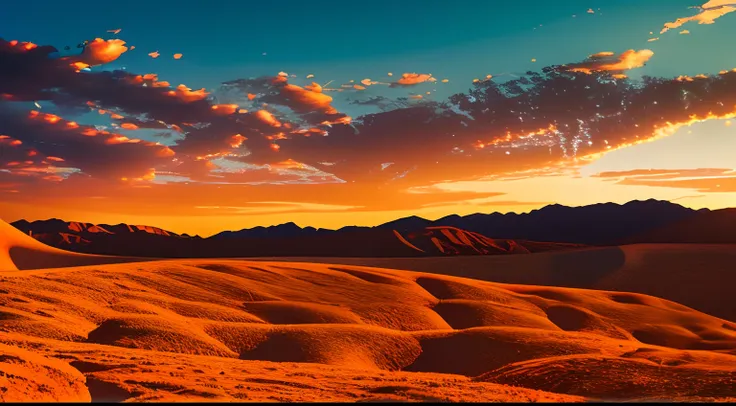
8, 199, 735, 258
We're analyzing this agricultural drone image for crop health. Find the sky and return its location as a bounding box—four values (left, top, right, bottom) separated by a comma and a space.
1, 0, 736, 237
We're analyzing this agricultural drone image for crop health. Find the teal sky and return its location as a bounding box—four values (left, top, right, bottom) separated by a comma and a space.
2, 0, 735, 120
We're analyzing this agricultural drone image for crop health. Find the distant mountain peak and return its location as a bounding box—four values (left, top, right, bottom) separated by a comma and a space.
10, 199, 727, 253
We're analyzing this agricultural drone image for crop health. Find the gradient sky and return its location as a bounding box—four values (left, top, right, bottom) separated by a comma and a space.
1, 0, 735, 236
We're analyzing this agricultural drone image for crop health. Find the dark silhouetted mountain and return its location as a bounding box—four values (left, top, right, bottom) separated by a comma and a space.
9, 199, 732, 258
376, 215, 434, 232
429, 199, 704, 245
213, 222, 334, 239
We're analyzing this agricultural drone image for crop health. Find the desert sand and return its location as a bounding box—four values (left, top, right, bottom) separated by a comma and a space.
1, 221, 735, 402
256, 244, 736, 323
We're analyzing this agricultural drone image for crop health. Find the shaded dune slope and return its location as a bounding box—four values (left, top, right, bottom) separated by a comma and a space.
264, 243, 736, 322
1, 259, 735, 401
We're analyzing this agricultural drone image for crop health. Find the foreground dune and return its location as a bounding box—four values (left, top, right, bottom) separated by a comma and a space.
1, 258, 735, 401
257, 243, 736, 322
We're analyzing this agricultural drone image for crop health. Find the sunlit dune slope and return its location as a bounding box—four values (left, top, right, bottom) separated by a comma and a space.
265, 243, 736, 322
395, 226, 584, 255
1, 257, 735, 401
0, 219, 144, 271
0, 342, 91, 402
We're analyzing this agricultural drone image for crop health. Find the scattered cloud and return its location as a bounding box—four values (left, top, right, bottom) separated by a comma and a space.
0, 109, 174, 181
193, 202, 361, 216
660, 1, 736, 33
2, 26, 736, 216
594, 168, 736, 192
564, 49, 654, 74
390, 73, 435, 87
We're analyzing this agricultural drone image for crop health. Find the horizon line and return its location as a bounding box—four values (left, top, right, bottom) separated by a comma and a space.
4, 198, 723, 239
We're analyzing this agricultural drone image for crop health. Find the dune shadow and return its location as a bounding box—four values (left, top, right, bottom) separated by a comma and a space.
355, 246, 628, 288
536, 246, 628, 287
85, 377, 137, 403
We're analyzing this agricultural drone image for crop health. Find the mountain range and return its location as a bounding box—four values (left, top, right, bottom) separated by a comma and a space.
9, 199, 736, 258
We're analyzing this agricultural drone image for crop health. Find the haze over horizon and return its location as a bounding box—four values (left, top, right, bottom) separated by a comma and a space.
2, 0, 736, 237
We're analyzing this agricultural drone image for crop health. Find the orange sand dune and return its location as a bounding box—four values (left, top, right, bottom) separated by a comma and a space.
258, 243, 736, 322
0, 224, 734, 401
0, 342, 91, 402
1, 257, 735, 401
0, 219, 145, 271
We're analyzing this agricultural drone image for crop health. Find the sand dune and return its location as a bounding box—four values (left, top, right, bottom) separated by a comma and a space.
1, 257, 735, 401
0, 219, 145, 271
257, 243, 736, 322
1, 222, 734, 401
0, 342, 91, 402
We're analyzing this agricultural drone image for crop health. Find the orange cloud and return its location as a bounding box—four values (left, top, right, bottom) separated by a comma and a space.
148, 51, 160, 58
661, 1, 736, 33
593, 168, 735, 179
0, 110, 177, 182
291, 128, 327, 137
167, 85, 209, 103
392, 73, 434, 87
77, 38, 128, 66
305, 82, 323, 93
173, 53, 183, 59
281, 83, 335, 112
599, 168, 736, 193
6, 40, 38, 52
119, 123, 139, 130
566, 49, 654, 74
229, 134, 247, 148
127, 73, 171, 88
0, 136, 22, 147
211, 104, 240, 115
255, 110, 282, 127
